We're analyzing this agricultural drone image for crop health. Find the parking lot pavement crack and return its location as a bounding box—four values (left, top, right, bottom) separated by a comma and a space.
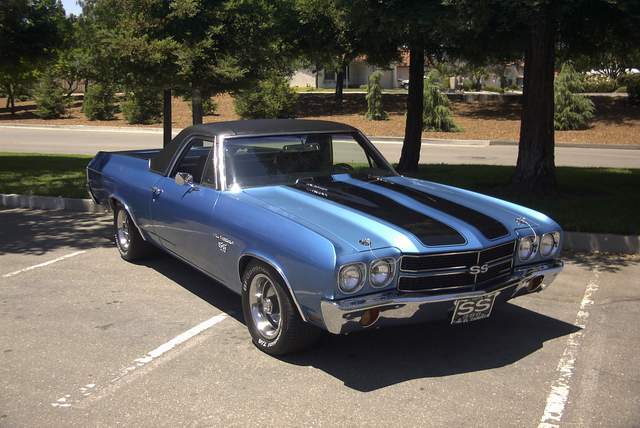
537, 265, 601, 428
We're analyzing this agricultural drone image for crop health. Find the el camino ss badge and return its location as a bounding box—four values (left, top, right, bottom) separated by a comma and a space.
215, 234, 234, 253
469, 264, 489, 274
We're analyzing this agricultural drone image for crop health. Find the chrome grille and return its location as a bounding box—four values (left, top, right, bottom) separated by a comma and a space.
398, 241, 516, 293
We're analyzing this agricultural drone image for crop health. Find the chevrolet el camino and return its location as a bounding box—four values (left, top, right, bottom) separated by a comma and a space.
87, 119, 564, 355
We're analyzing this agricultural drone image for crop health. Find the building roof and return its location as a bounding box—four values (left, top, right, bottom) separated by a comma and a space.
191, 119, 356, 137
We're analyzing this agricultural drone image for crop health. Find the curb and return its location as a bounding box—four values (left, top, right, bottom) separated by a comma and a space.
3, 124, 640, 150
0, 194, 105, 213
1, 193, 638, 254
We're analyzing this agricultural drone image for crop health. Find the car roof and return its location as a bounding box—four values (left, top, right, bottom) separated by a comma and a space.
189, 119, 357, 137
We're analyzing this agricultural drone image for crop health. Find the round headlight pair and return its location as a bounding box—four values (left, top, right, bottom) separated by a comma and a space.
338, 258, 396, 294
540, 232, 560, 257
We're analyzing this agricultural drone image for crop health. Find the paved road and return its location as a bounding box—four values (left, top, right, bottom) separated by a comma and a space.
1, 124, 639, 168
1, 208, 639, 426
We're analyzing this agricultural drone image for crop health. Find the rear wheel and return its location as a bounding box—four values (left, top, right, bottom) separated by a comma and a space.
241, 261, 320, 355
113, 202, 154, 261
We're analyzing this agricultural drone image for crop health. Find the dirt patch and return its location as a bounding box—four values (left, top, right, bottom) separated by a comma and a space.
1, 93, 638, 145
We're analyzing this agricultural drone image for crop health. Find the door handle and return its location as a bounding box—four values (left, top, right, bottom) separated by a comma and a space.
151, 186, 163, 197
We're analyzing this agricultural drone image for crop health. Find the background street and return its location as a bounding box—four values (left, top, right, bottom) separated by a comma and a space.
1, 208, 639, 426
1, 124, 639, 168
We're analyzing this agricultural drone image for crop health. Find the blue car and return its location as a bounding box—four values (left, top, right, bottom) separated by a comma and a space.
87, 119, 564, 355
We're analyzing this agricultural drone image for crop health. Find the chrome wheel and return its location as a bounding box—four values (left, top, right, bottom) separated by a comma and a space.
116, 209, 131, 252
249, 273, 282, 340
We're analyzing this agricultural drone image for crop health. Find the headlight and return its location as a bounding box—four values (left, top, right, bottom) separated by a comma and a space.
370, 258, 395, 288
539, 232, 560, 257
338, 263, 365, 294
518, 236, 537, 261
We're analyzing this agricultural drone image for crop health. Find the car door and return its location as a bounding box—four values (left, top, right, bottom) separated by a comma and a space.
150, 134, 222, 275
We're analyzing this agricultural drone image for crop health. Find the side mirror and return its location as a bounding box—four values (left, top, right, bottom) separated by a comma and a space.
175, 172, 194, 187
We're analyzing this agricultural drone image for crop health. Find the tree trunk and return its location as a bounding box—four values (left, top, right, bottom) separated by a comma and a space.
163, 88, 172, 148
512, 7, 557, 194
7, 83, 16, 115
334, 64, 346, 108
397, 44, 425, 173
191, 87, 203, 125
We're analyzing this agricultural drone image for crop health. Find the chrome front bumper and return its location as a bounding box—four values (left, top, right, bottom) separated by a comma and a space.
320, 260, 564, 334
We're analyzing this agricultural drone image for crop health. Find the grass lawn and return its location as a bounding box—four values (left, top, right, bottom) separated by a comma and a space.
0, 152, 92, 199
0, 152, 637, 235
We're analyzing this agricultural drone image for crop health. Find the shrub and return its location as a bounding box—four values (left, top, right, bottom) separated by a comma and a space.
365, 71, 388, 120
83, 83, 118, 120
621, 74, 640, 103
581, 75, 617, 93
34, 72, 67, 119
614, 86, 627, 93
122, 89, 162, 124
423, 71, 461, 132
482, 85, 504, 94
461, 80, 474, 91
203, 97, 217, 115
234, 75, 298, 119
554, 63, 595, 130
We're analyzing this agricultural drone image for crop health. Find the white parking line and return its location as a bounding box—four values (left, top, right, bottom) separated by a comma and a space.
538, 266, 601, 428
51, 313, 228, 408
2, 250, 87, 278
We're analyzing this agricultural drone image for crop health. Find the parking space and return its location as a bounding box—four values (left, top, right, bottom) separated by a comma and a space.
1, 208, 639, 427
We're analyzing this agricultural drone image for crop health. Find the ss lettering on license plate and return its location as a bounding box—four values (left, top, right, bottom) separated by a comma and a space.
451, 292, 499, 324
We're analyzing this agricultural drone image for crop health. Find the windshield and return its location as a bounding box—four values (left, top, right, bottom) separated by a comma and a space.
223, 133, 395, 189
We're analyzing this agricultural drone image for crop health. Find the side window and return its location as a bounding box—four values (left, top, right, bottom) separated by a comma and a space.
172, 137, 214, 185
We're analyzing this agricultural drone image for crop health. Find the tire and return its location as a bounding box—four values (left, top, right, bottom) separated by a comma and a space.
241, 261, 320, 355
113, 202, 154, 261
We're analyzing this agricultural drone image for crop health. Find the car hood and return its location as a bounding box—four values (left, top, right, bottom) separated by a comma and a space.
240, 175, 557, 254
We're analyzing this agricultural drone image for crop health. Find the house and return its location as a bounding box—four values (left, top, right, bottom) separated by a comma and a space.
290, 54, 409, 89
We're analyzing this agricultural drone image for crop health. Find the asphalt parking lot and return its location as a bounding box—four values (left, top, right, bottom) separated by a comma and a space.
1, 208, 639, 427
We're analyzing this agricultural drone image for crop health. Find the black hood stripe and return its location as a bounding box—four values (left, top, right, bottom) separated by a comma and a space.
288, 179, 465, 246
370, 180, 509, 240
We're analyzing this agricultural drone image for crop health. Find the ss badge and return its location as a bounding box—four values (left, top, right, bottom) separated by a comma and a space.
451, 292, 499, 324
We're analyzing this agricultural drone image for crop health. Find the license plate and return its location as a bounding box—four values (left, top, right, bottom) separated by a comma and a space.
451, 292, 499, 324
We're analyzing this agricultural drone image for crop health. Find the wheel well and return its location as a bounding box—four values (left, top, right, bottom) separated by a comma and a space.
237, 254, 307, 322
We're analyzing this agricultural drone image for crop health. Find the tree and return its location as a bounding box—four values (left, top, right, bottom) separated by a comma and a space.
234, 74, 298, 119
423, 70, 460, 132
554, 63, 595, 130
0, 0, 66, 114
365, 71, 387, 120
447, 0, 640, 194
33, 70, 67, 119
294, 0, 364, 107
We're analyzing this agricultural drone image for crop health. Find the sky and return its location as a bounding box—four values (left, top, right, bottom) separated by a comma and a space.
61, 0, 82, 16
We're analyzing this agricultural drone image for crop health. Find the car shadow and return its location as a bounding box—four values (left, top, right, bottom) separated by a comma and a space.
278, 305, 579, 391
139, 252, 579, 392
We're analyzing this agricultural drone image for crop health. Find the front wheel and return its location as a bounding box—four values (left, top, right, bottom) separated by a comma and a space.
241, 261, 320, 355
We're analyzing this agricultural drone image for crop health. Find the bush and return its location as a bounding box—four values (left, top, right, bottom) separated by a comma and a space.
34, 72, 67, 119
83, 83, 118, 120
122, 89, 162, 124
423, 71, 461, 132
581, 75, 617, 93
203, 97, 217, 115
461, 80, 474, 91
614, 86, 627, 93
234, 75, 298, 119
482, 85, 504, 94
621, 74, 640, 103
554, 63, 595, 130
365, 71, 388, 120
